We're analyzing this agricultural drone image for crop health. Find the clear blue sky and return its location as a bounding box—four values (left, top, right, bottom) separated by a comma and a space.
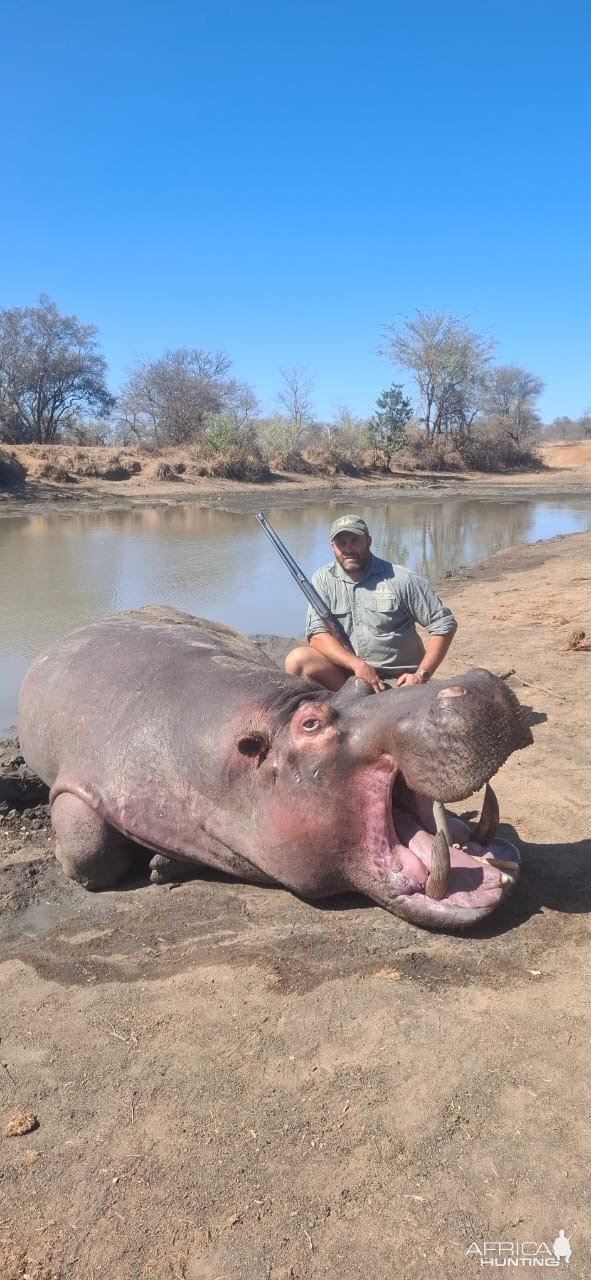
1, 0, 589, 423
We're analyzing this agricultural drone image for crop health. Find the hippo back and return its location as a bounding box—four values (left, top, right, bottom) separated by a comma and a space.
18, 606, 304, 793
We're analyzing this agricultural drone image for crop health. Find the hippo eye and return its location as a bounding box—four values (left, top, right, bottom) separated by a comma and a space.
301, 717, 321, 733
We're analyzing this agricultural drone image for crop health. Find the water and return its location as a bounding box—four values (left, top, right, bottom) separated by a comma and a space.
2, 494, 591, 734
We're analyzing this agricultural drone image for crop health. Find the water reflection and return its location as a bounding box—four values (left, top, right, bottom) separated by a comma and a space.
1, 495, 590, 732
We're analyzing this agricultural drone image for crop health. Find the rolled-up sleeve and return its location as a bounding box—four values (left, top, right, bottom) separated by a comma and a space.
401, 574, 457, 635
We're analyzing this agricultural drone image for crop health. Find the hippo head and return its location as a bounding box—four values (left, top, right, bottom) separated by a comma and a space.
235, 668, 533, 930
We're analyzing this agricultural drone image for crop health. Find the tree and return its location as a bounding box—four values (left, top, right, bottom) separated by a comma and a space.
367, 384, 412, 469
0, 295, 114, 443
543, 412, 591, 442
380, 311, 495, 443
276, 364, 315, 443
117, 348, 236, 447
483, 365, 544, 444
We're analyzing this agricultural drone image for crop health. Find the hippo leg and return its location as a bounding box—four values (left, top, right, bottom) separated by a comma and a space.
51, 793, 132, 889
149, 853, 197, 885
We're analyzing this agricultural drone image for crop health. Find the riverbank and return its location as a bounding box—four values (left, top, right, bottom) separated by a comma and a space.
1, 528, 590, 1278
1, 440, 591, 518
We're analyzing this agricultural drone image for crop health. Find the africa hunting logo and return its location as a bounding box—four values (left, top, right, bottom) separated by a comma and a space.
466, 1229, 574, 1267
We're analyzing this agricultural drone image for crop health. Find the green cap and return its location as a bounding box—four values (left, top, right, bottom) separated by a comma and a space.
329, 514, 370, 541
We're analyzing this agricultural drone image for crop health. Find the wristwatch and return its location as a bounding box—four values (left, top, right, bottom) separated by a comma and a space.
417, 667, 431, 683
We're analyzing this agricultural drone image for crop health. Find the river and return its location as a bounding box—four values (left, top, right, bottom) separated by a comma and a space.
2, 493, 591, 733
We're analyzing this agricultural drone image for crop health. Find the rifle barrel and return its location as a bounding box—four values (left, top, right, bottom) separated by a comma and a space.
256, 512, 354, 651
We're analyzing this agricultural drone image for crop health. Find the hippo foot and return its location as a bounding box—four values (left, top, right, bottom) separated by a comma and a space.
149, 853, 195, 885
51, 792, 132, 889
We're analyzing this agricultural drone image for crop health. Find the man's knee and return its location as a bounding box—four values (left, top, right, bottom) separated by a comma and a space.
284, 645, 309, 676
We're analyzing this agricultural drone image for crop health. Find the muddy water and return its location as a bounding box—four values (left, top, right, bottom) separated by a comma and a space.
2, 494, 591, 732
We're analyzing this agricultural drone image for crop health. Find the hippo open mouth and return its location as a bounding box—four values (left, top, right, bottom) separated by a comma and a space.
384, 773, 520, 927
306, 669, 532, 929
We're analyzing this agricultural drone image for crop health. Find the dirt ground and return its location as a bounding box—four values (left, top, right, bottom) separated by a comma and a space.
1, 456, 590, 1279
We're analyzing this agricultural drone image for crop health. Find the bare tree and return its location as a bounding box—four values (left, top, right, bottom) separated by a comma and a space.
380, 311, 495, 443
117, 348, 233, 447
0, 295, 114, 443
276, 364, 315, 441
224, 379, 260, 428
543, 412, 591, 442
483, 365, 544, 444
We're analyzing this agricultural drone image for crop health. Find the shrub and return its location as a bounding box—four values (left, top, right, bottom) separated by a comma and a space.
100, 464, 132, 480
148, 462, 181, 482
272, 450, 317, 475
37, 462, 77, 483
208, 450, 271, 482
397, 432, 463, 472
0, 448, 27, 490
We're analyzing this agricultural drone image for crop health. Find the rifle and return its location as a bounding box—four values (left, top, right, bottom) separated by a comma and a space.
256, 512, 355, 652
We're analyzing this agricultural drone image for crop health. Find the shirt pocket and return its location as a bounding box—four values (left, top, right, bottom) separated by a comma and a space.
330, 608, 353, 634
361, 595, 404, 633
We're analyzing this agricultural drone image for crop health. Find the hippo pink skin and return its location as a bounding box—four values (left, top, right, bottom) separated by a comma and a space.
18, 607, 533, 931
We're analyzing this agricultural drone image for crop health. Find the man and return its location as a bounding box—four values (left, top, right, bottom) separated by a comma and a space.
284, 514, 457, 693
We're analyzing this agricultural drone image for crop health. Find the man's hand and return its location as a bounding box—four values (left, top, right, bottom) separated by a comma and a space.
352, 660, 386, 693
396, 671, 424, 687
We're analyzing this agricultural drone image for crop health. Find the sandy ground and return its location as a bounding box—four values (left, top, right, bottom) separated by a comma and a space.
0, 454, 590, 1279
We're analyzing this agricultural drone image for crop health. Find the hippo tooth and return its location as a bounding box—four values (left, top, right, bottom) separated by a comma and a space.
425, 828, 451, 900
433, 800, 453, 844
470, 782, 500, 845
471, 854, 518, 872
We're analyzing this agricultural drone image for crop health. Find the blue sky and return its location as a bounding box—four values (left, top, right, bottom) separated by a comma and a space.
1, 0, 589, 423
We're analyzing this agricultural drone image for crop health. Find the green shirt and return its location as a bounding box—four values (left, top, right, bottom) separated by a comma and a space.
306, 553, 457, 676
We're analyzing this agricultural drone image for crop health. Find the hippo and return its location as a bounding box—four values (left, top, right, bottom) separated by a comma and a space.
18, 606, 533, 931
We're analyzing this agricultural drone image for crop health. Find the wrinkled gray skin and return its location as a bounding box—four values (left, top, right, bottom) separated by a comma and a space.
18, 607, 533, 931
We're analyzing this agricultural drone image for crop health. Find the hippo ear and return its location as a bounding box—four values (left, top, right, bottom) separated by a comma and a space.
236, 730, 270, 765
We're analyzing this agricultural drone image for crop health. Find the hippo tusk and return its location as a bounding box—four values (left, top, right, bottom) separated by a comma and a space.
425, 827, 451, 900
470, 782, 500, 845
433, 800, 453, 844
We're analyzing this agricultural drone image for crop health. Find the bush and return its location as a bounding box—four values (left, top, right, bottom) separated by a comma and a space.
461, 436, 542, 471
397, 433, 463, 472
146, 462, 181, 482
332, 456, 363, 476
208, 450, 271, 482
272, 450, 317, 474
101, 464, 133, 480
0, 448, 27, 490
37, 462, 77, 483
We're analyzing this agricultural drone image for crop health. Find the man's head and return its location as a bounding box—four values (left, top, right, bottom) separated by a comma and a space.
329, 514, 372, 579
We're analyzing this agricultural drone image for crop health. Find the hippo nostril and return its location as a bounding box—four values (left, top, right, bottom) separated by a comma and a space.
437, 686, 467, 699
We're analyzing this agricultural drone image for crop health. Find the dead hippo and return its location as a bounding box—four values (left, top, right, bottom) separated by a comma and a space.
18, 606, 533, 931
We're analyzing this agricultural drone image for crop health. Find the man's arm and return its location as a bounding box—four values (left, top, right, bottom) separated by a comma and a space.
395, 572, 458, 687
309, 633, 387, 693
395, 630, 456, 687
